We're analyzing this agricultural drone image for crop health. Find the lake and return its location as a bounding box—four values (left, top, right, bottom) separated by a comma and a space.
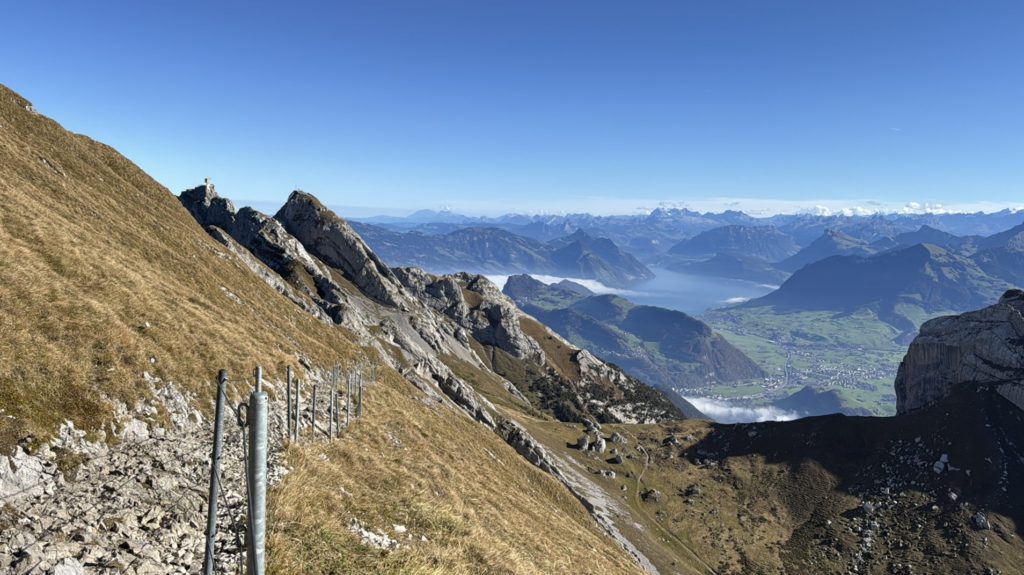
487, 267, 777, 316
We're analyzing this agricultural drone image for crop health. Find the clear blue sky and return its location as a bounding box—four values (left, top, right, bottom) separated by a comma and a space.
3, 1, 1022, 216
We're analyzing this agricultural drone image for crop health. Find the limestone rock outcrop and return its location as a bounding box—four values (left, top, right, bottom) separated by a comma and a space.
895, 289, 1024, 413
394, 269, 545, 363
178, 180, 235, 231
178, 184, 365, 325
275, 191, 406, 308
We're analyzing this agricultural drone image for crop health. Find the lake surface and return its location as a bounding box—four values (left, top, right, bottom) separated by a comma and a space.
488, 268, 777, 316
625, 268, 777, 315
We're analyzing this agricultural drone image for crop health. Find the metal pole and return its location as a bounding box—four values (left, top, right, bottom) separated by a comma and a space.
310, 384, 318, 440
357, 369, 364, 418
325, 378, 333, 435
202, 370, 228, 575
333, 367, 340, 436
346, 372, 354, 425
294, 376, 301, 442
246, 367, 268, 575
285, 366, 292, 441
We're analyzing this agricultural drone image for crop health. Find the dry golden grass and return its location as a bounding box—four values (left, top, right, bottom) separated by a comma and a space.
518, 317, 580, 380
0, 84, 359, 449
268, 368, 643, 575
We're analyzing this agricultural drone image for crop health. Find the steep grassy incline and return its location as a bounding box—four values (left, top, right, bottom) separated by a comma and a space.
0, 84, 646, 574
0, 84, 358, 448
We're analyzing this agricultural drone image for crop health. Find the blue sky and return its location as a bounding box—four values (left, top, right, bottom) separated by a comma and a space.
3, 1, 1022, 216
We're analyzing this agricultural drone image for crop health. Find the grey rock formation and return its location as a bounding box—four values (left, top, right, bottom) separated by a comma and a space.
275, 191, 406, 308
178, 185, 366, 326
395, 269, 545, 362
206, 227, 331, 322
895, 290, 1024, 413
178, 180, 235, 231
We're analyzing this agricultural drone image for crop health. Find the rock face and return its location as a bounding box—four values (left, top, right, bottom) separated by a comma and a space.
178, 180, 236, 231
178, 184, 365, 326
895, 289, 1024, 413
395, 268, 545, 362
275, 191, 406, 308
396, 269, 692, 423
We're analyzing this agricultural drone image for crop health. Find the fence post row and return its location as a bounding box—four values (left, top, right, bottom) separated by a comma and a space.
205, 362, 371, 572
246, 367, 268, 575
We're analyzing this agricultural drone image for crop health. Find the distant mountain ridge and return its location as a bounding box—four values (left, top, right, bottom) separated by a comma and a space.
746, 241, 1016, 336
351, 222, 653, 287
668, 225, 799, 262
353, 206, 1024, 261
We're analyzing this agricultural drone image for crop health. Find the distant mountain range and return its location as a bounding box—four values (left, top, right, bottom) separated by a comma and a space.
351, 223, 653, 287
352, 208, 1024, 290
503, 275, 765, 391
353, 206, 1024, 257
749, 243, 1014, 334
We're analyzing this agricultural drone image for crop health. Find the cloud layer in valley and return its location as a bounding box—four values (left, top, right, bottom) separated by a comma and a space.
685, 397, 801, 424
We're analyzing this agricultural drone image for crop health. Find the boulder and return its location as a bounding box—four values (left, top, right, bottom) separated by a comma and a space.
641, 489, 662, 503
973, 512, 992, 530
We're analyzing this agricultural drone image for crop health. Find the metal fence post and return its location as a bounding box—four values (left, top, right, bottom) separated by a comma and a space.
246, 367, 268, 575
332, 388, 338, 438
346, 371, 352, 427
202, 370, 228, 575
294, 377, 301, 442
333, 366, 340, 436
357, 369, 364, 418
285, 366, 292, 441
328, 378, 335, 439
310, 383, 318, 440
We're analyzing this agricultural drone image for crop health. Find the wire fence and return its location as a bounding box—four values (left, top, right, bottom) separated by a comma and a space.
1, 363, 374, 575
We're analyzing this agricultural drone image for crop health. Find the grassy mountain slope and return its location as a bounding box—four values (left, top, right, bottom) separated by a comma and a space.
0, 84, 647, 573
0, 85, 359, 449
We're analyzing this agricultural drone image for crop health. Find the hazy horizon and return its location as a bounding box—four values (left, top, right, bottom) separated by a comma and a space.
235, 195, 1024, 220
